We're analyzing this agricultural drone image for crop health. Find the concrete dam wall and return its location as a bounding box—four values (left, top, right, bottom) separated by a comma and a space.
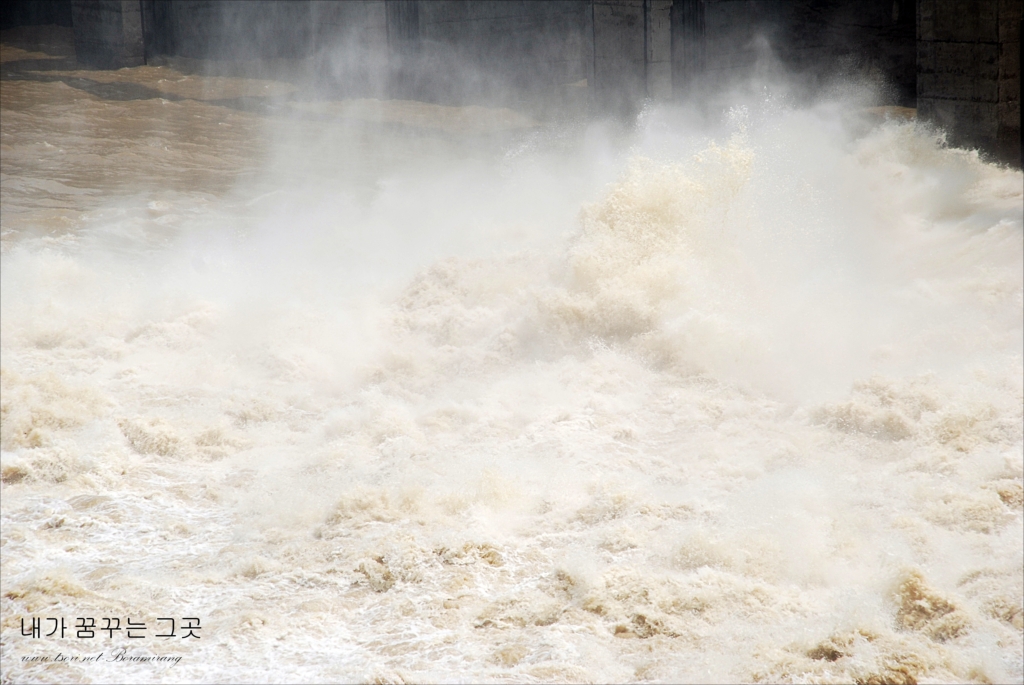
1, 0, 1019, 163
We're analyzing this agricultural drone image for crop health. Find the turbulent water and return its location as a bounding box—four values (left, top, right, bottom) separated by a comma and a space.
1, 29, 1022, 685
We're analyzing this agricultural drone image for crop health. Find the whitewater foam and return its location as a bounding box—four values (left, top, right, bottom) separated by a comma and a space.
1, 48, 1022, 683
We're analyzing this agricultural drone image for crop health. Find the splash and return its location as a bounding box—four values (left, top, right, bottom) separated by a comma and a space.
1, 52, 1022, 684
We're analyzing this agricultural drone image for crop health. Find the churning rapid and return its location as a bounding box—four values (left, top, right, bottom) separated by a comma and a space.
1, 31, 1022, 685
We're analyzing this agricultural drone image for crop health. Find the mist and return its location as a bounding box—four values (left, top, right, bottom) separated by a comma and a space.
1, 6, 1022, 684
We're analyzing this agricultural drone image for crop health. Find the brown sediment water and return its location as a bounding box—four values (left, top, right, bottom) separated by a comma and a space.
1, 27, 1022, 685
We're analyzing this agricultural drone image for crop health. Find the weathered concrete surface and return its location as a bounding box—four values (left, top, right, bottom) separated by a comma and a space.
311, 0, 388, 98
593, 0, 645, 113
680, 0, 915, 105
378, 0, 671, 114
54, 1, 919, 115
70, 0, 144, 69
143, 0, 312, 61
671, 0, 704, 97
414, 1, 590, 107
780, 0, 915, 102
383, 0, 418, 98
10, 1, 1015, 162
646, 0, 673, 100
918, 0, 1020, 163
1, 0, 72, 30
